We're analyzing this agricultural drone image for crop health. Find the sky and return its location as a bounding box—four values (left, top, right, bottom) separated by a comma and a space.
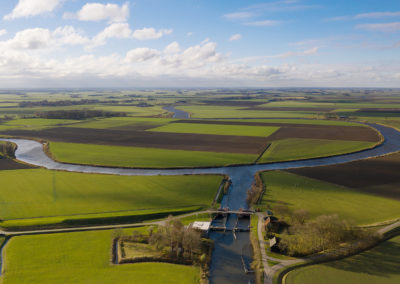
0, 0, 400, 88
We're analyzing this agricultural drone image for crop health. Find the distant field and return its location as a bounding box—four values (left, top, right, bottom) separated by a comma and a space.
49, 141, 257, 168
0, 118, 79, 130
3, 230, 200, 284
70, 117, 174, 130
259, 171, 400, 225
258, 138, 376, 163
176, 105, 314, 119
223, 118, 362, 126
0, 169, 222, 220
149, 122, 279, 137
285, 235, 400, 284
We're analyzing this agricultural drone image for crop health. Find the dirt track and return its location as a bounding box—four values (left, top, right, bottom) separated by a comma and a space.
0, 127, 269, 155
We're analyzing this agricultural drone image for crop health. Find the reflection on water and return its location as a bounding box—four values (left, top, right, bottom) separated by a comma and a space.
163, 106, 190, 119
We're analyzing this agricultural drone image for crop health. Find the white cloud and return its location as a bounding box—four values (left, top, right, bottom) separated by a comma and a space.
355, 11, 400, 19
0, 30, 7, 37
64, 2, 129, 22
229, 34, 242, 41
224, 12, 253, 20
132, 28, 172, 40
93, 22, 132, 46
356, 22, 400, 32
1, 26, 89, 50
4, 0, 62, 20
244, 20, 281, 27
164, 42, 181, 54
125, 48, 160, 62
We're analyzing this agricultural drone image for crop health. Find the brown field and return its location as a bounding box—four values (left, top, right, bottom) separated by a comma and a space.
0, 158, 34, 170
288, 152, 400, 200
0, 127, 269, 154
174, 120, 380, 142
358, 108, 400, 113
266, 125, 380, 142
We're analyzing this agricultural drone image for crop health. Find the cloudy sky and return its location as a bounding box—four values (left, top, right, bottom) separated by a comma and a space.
0, 0, 400, 88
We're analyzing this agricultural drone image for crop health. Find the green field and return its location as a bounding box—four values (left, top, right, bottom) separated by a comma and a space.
2, 230, 200, 284
258, 138, 376, 163
0, 169, 222, 221
284, 235, 400, 284
49, 141, 257, 168
177, 105, 315, 119
149, 122, 279, 137
0, 118, 79, 130
224, 118, 362, 126
259, 171, 400, 225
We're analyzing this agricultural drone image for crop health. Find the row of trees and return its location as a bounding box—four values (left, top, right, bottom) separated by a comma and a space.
269, 204, 368, 256
246, 173, 265, 206
19, 99, 100, 108
35, 110, 127, 120
0, 142, 16, 158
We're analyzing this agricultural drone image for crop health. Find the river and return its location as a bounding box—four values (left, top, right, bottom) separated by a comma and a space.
2, 113, 400, 283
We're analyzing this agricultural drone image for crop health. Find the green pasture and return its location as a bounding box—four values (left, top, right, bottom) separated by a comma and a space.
258, 138, 376, 163
49, 141, 257, 168
261, 101, 400, 109
2, 230, 200, 284
284, 235, 400, 284
223, 118, 362, 126
259, 171, 400, 225
149, 122, 279, 137
0, 118, 79, 130
176, 105, 315, 119
0, 169, 222, 220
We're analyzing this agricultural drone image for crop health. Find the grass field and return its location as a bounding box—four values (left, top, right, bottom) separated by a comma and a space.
0, 118, 79, 130
49, 141, 257, 168
2, 230, 200, 284
0, 169, 222, 220
177, 105, 315, 119
258, 138, 376, 163
284, 235, 400, 284
149, 122, 279, 137
224, 119, 362, 126
259, 171, 400, 225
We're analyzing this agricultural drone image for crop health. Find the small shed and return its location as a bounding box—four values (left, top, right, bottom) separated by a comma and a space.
190, 221, 211, 237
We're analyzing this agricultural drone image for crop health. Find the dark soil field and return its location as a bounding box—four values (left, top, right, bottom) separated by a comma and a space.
0, 127, 269, 154
288, 152, 400, 200
266, 125, 380, 142
0, 157, 34, 170
174, 120, 380, 142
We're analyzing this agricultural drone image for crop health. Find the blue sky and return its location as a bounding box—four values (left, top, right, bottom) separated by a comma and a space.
0, 0, 399, 88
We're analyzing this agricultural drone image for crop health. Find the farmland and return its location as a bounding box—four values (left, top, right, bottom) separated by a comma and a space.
0, 169, 223, 225
284, 235, 400, 284
258, 138, 376, 163
49, 141, 257, 168
258, 171, 400, 225
3, 229, 200, 284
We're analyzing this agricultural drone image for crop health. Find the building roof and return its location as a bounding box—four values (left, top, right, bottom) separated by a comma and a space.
191, 221, 211, 231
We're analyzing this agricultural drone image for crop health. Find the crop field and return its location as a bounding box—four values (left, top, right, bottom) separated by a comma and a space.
258, 138, 376, 163
0, 169, 222, 221
0, 118, 79, 131
49, 141, 257, 168
1, 127, 269, 154
149, 122, 280, 137
284, 235, 400, 284
288, 151, 400, 200
2, 230, 200, 284
259, 171, 400, 225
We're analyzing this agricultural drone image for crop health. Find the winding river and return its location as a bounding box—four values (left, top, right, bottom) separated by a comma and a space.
2, 116, 400, 283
